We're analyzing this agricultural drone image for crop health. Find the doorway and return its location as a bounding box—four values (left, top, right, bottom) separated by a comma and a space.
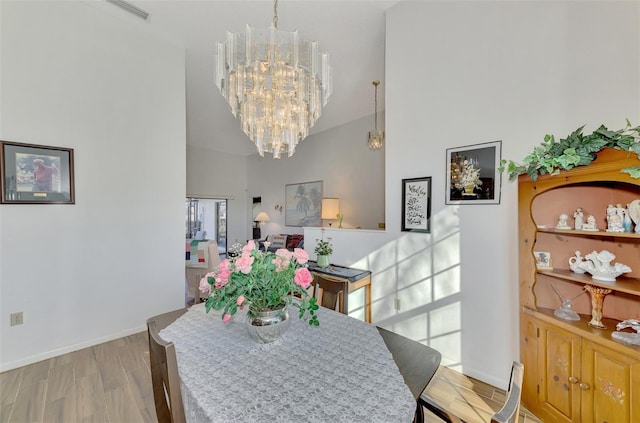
185, 197, 227, 255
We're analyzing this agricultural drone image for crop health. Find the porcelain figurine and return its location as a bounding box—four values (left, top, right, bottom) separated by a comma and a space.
555, 213, 571, 230
623, 205, 633, 232
629, 199, 640, 233
612, 319, 640, 346
582, 215, 599, 231
605, 203, 624, 232
606, 213, 624, 232
579, 250, 632, 282
568, 251, 587, 274
573, 208, 584, 230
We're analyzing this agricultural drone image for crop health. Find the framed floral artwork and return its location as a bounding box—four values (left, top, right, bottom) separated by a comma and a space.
446, 140, 502, 205
1, 141, 75, 204
401, 177, 431, 233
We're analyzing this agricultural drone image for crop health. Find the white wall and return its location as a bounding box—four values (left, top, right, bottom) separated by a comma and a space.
0, 1, 186, 370
313, 0, 639, 388
186, 145, 248, 248
247, 113, 386, 237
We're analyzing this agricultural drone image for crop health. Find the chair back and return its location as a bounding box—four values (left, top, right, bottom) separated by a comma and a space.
147, 309, 188, 423
314, 274, 346, 314
207, 240, 221, 272
490, 361, 524, 423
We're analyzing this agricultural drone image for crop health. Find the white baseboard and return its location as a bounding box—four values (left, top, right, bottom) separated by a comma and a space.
0, 324, 147, 372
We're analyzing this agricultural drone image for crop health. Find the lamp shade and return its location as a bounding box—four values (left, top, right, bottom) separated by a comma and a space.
321, 198, 340, 219
255, 211, 270, 222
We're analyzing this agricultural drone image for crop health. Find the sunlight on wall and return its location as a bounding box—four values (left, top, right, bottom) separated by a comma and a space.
345, 206, 464, 372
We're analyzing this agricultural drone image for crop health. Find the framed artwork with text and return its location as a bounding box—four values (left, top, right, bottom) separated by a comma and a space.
402, 177, 431, 233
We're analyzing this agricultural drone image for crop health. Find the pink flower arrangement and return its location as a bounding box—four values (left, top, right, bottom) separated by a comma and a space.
200, 240, 319, 326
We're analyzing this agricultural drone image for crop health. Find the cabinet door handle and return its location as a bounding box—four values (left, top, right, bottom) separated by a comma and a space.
579, 383, 590, 390
569, 376, 579, 384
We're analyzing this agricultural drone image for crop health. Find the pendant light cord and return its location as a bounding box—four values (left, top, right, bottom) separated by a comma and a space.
273, 0, 278, 28
373, 80, 380, 130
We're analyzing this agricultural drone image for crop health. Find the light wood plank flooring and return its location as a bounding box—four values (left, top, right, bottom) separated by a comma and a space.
0, 332, 154, 423
421, 366, 541, 423
1, 331, 541, 423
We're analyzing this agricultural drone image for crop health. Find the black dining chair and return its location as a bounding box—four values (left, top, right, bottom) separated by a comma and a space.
147, 309, 188, 423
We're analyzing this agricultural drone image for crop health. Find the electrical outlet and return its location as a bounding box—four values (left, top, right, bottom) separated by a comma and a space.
394, 298, 401, 311
10, 312, 23, 326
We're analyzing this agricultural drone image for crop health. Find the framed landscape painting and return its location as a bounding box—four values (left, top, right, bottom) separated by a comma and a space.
446, 140, 502, 205
1, 141, 75, 204
285, 181, 322, 227
401, 177, 431, 233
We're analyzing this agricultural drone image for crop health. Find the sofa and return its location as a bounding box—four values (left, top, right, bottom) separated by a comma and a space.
261, 234, 304, 252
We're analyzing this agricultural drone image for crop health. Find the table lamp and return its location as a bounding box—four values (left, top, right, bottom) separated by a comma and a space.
254, 211, 270, 239
321, 198, 340, 227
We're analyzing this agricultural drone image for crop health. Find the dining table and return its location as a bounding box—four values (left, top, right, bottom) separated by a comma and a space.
156, 303, 441, 422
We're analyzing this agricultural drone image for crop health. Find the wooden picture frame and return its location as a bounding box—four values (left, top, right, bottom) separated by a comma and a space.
285, 180, 322, 227
446, 140, 502, 205
402, 177, 431, 233
1, 141, 75, 204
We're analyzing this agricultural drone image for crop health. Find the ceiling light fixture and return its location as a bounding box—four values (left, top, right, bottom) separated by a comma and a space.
368, 80, 384, 150
215, 0, 332, 159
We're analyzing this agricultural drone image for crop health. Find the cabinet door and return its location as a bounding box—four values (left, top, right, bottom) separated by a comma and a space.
538, 322, 582, 422
581, 340, 640, 423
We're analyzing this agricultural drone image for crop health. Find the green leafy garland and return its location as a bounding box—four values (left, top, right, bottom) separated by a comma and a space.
500, 119, 640, 182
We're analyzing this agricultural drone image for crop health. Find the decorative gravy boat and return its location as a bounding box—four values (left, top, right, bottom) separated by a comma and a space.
578, 250, 632, 282
568, 251, 586, 274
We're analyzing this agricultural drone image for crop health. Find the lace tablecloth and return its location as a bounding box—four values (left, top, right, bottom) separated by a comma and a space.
160, 303, 416, 422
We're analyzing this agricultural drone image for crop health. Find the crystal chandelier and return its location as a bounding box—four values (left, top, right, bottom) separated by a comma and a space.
368, 80, 384, 150
215, 0, 332, 158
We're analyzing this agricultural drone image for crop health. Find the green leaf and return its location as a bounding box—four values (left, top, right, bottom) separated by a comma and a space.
500, 121, 639, 181
621, 166, 640, 178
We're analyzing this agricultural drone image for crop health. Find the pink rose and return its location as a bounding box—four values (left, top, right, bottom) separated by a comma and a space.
199, 274, 213, 295
237, 295, 245, 306
243, 240, 256, 253
215, 260, 232, 284
275, 248, 293, 259
216, 268, 231, 283
292, 248, 309, 264
235, 252, 254, 274
263, 241, 272, 250
294, 267, 313, 289
222, 314, 231, 323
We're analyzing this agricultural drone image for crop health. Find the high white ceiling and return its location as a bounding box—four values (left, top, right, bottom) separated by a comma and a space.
109, 0, 394, 156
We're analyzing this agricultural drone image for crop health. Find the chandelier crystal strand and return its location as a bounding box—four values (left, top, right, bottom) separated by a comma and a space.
215, 0, 332, 158
368, 80, 384, 150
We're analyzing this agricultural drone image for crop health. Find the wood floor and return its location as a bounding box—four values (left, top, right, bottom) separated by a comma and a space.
1, 331, 541, 423
421, 366, 541, 423
0, 332, 154, 423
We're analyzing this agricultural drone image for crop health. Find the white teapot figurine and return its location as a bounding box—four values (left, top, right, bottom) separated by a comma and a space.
568, 251, 586, 274
579, 250, 632, 282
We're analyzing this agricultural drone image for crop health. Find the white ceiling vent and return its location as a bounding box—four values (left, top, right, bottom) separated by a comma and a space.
105, 0, 150, 21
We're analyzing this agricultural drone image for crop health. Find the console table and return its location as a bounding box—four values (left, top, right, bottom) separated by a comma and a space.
308, 262, 372, 323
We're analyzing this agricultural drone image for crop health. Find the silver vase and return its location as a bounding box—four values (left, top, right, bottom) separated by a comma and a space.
245, 304, 290, 344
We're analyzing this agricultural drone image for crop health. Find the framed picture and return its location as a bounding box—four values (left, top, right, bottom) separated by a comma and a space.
446, 140, 502, 205
285, 180, 322, 227
401, 177, 431, 233
534, 251, 553, 270
1, 141, 75, 204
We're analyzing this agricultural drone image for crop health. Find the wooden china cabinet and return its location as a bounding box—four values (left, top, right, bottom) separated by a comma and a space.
518, 148, 640, 422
